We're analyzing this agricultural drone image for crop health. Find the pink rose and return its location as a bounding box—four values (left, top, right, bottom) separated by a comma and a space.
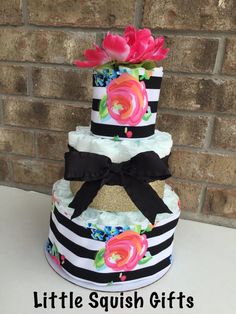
104, 230, 148, 271
106, 73, 148, 126
74, 33, 130, 68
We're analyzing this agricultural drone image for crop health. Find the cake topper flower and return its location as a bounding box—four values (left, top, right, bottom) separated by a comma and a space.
74, 26, 169, 70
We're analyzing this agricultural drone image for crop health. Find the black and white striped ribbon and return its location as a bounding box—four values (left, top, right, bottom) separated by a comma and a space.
91, 71, 163, 139
47, 206, 179, 284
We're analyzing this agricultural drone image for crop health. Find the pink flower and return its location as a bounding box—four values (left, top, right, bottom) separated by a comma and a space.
51, 255, 60, 266
124, 25, 137, 46
106, 73, 148, 126
74, 26, 169, 68
74, 44, 110, 68
142, 36, 170, 61
74, 33, 130, 68
124, 26, 169, 63
104, 230, 148, 271
102, 32, 130, 61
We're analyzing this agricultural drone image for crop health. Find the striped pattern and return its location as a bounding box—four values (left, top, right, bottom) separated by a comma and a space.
91, 110, 157, 126
91, 68, 163, 139
47, 206, 179, 286
93, 74, 162, 90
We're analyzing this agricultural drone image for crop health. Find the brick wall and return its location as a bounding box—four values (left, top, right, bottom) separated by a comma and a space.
0, 0, 235, 227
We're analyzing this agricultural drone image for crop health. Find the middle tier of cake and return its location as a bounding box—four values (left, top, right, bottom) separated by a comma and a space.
66, 127, 172, 213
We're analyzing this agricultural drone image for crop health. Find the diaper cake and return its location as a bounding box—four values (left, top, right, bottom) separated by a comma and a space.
45, 26, 181, 291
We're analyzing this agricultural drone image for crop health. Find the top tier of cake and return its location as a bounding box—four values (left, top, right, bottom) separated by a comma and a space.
91, 66, 163, 140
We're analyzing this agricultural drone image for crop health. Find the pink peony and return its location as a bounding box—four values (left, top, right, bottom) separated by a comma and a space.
106, 73, 148, 126
74, 33, 130, 68
74, 26, 169, 68
74, 44, 111, 68
124, 26, 169, 63
104, 230, 148, 271
102, 32, 130, 61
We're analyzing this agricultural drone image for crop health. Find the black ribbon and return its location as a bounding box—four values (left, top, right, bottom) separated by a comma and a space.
64, 146, 172, 224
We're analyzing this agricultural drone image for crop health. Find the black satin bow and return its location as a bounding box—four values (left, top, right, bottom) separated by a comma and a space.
64, 146, 172, 224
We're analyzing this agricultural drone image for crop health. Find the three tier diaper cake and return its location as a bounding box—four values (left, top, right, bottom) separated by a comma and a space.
45, 26, 181, 291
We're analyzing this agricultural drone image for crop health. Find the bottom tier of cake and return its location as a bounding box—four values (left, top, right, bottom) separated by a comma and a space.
45, 179, 180, 291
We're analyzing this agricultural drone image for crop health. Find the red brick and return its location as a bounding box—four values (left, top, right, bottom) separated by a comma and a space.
167, 179, 202, 212
211, 117, 236, 151
157, 114, 208, 147
28, 0, 135, 28
3, 97, 91, 131
0, 65, 27, 95
143, 0, 236, 31
12, 159, 64, 186
203, 187, 236, 219
32, 67, 91, 101
0, 29, 96, 64
160, 76, 236, 114
162, 36, 218, 73
37, 132, 68, 160
0, 0, 22, 25
0, 127, 34, 156
222, 38, 236, 75
169, 149, 236, 185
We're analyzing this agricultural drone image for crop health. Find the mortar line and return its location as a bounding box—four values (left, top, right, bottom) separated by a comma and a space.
164, 70, 236, 79
172, 144, 236, 156
197, 184, 207, 213
0, 149, 64, 162
0, 151, 64, 164
1, 121, 235, 155
27, 65, 33, 96
158, 107, 236, 118
0, 60, 236, 79
0, 122, 87, 134
203, 115, 215, 149
2, 120, 236, 153
152, 28, 236, 38
134, 0, 144, 28
170, 176, 236, 189
21, 0, 28, 25
95, 32, 105, 46
33, 129, 38, 158
213, 37, 227, 74
1, 24, 236, 37
0, 97, 3, 125
1, 60, 236, 79
0, 93, 235, 118
0, 125, 68, 141
0, 93, 91, 106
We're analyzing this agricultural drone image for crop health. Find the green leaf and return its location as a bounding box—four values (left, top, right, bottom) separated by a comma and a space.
99, 95, 108, 119
134, 225, 141, 234
131, 68, 140, 80
113, 135, 120, 141
145, 224, 153, 232
138, 252, 152, 265
94, 248, 105, 269
140, 61, 156, 70
142, 106, 152, 121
